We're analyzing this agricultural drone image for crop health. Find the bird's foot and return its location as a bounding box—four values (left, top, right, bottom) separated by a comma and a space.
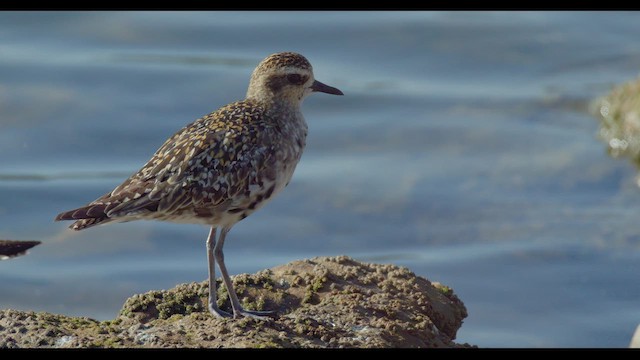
208, 302, 232, 318
233, 308, 276, 320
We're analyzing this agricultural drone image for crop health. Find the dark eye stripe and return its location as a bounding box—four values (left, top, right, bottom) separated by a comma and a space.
287, 74, 307, 85
266, 74, 309, 93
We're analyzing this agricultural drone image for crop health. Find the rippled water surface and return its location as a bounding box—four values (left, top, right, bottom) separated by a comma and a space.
2, 11, 640, 347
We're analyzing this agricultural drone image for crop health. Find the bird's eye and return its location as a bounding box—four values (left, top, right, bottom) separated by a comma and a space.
287, 74, 303, 84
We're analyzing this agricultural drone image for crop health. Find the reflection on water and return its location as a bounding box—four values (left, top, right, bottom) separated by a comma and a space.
0, 171, 130, 182
110, 53, 257, 67
1, 11, 640, 347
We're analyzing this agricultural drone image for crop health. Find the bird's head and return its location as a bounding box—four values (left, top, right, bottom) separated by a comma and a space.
247, 52, 343, 104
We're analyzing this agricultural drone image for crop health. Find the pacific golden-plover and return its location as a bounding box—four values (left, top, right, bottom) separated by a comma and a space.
55, 52, 343, 319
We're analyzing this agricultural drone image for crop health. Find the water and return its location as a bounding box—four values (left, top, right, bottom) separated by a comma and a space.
1, 11, 640, 348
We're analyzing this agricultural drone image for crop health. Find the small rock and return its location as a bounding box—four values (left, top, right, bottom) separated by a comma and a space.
0, 240, 41, 260
630, 324, 640, 348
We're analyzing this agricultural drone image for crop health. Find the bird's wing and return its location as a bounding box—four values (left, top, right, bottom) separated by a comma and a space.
56, 100, 277, 225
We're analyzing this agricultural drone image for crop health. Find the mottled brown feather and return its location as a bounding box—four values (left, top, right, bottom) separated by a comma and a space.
56, 100, 283, 230
55, 52, 323, 232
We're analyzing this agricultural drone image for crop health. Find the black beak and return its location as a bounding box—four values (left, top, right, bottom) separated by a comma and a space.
310, 80, 344, 95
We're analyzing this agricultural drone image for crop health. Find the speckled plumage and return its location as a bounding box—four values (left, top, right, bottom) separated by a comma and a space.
55, 52, 343, 319
58, 99, 297, 230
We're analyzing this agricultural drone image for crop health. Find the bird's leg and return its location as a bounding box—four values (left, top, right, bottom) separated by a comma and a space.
206, 226, 231, 318
214, 227, 275, 319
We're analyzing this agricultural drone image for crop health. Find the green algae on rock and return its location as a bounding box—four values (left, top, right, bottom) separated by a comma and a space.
592, 76, 640, 181
0, 256, 471, 348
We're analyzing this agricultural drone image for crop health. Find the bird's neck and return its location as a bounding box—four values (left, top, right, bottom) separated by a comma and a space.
246, 94, 302, 114
247, 97, 307, 133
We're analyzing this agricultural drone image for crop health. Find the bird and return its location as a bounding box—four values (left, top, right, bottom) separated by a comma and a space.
55, 52, 343, 319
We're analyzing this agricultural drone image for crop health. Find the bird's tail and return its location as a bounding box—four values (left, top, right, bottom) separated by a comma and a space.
55, 204, 112, 231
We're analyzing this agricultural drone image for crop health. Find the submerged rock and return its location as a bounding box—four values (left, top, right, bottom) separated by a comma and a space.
0, 256, 471, 348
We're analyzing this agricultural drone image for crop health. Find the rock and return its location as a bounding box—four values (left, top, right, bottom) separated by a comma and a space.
0, 240, 41, 260
591, 76, 640, 173
0, 256, 472, 348
630, 324, 640, 348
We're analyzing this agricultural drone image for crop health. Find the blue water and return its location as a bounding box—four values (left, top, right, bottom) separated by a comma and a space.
1, 11, 640, 348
